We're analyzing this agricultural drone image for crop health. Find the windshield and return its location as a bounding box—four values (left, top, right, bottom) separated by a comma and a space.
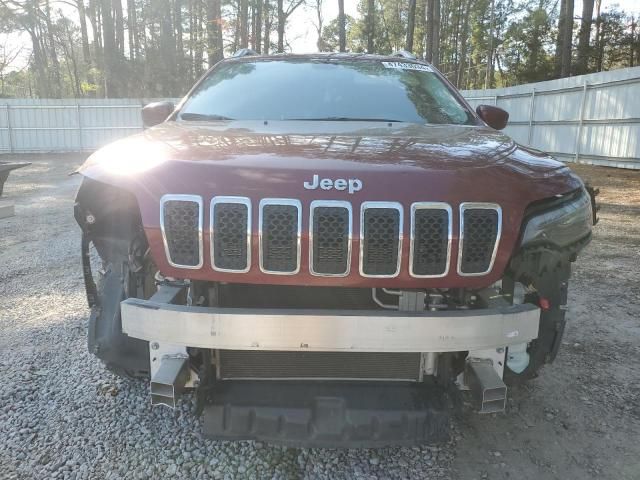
179, 59, 474, 125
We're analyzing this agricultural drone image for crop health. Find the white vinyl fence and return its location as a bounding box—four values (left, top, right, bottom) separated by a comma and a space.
1, 66, 639, 169
0, 98, 180, 154
462, 66, 640, 170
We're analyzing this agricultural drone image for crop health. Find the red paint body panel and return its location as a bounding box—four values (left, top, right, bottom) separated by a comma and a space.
78, 121, 583, 288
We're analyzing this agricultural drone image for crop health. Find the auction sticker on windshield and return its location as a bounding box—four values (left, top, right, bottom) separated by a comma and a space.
381, 62, 433, 72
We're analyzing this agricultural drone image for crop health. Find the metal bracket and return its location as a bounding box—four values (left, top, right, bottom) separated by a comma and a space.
398, 291, 427, 312
149, 342, 198, 408
462, 347, 507, 414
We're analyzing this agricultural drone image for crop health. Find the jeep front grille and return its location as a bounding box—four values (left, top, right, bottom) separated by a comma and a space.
410, 203, 452, 277
259, 199, 302, 274
360, 202, 403, 277
458, 203, 502, 276
310, 201, 352, 276
160, 195, 203, 269
160, 197, 502, 278
211, 197, 251, 272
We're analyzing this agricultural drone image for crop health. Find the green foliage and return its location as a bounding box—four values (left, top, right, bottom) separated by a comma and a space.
501, 1, 556, 85
320, 15, 357, 51
0, 0, 637, 98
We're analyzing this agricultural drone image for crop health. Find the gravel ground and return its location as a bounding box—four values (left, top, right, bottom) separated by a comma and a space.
0, 154, 638, 479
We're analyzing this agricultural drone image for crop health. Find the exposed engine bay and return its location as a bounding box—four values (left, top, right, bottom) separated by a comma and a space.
73, 172, 595, 446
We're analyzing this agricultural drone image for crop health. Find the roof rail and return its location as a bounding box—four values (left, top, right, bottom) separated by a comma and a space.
232, 48, 259, 58
392, 50, 417, 60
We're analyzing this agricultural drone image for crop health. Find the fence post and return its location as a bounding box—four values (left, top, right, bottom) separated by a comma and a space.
77, 104, 83, 151
527, 89, 536, 146
574, 82, 588, 163
6, 104, 13, 153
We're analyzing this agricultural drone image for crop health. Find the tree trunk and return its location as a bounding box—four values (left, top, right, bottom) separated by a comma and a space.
255, 0, 263, 53
630, 17, 636, 67
414, 0, 426, 60
100, 0, 118, 96
432, 0, 440, 68
175, 0, 184, 86
264, 0, 271, 54
484, 0, 494, 88
188, 0, 194, 78
77, 0, 92, 65
636, 19, 640, 66
555, 0, 567, 76
27, 29, 49, 97
88, 0, 102, 69
406, 0, 416, 52
451, 0, 463, 79
277, 0, 284, 52
158, 0, 176, 94
561, 0, 574, 76
194, 0, 204, 75
113, 0, 125, 57
44, 0, 62, 96
232, 0, 240, 51
594, 0, 602, 71
555, 0, 573, 77
426, 0, 434, 62
366, 0, 374, 53
313, 0, 323, 51
207, 0, 224, 66
576, 0, 594, 74
337, 0, 346, 52
456, 0, 470, 88
251, 2, 256, 49
63, 20, 82, 96
240, 0, 249, 48
126, 0, 136, 61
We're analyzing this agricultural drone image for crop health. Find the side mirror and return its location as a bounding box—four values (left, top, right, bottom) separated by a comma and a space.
142, 101, 174, 128
476, 105, 509, 130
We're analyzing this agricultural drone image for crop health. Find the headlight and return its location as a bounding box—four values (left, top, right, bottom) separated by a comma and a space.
521, 189, 592, 247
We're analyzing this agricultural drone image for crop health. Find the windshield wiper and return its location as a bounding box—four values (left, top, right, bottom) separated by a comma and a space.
180, 112, 235, 121
282, 116, 404, 122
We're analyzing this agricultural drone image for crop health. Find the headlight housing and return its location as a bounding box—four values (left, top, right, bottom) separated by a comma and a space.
521, 189, 592, 248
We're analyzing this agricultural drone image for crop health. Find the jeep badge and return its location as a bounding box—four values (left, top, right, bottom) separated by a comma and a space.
303, 174, 363, 194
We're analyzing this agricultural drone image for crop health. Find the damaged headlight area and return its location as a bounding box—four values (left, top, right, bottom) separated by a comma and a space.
521, 189, 593, 248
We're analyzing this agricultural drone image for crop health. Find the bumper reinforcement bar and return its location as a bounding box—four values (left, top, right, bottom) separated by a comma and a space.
121, 299, 540, 352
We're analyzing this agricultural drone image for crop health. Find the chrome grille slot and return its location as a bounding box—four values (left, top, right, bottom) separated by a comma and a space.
160, 195, 203, 269
410, 203, 452, 277
211, 197, 251, 272
360, 202, 403, 278
458, 203, 501, 276
159, 195, 503, 278
259, 199, 302, 274
310, 201, 352, 276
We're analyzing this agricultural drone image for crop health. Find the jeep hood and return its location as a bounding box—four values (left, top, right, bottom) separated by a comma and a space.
78, 121, 583, 288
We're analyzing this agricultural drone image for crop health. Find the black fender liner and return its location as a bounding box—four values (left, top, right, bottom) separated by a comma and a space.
88, 264, 150, 379
505, 235, 590, 380
76, 176, 151, 379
